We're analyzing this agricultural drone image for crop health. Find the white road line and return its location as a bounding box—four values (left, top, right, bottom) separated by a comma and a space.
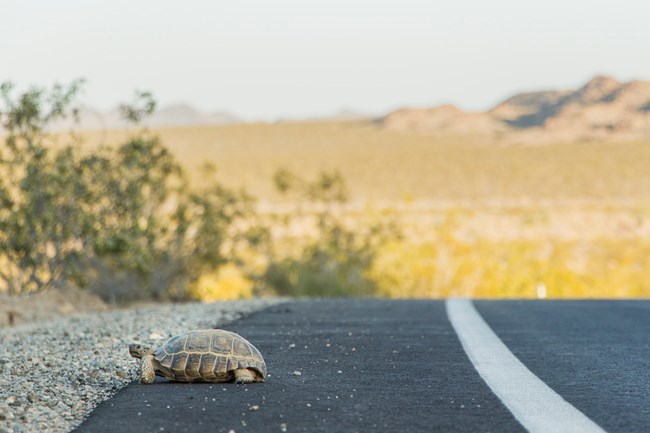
446, 298, 607, 433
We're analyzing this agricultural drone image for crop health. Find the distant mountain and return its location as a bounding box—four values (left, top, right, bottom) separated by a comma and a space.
145, 104, 240, 127
43, 103, 241, 131
324, 108, 373, 121
59, 105, 369, 130
379, 104, 504, 134
380, 76, 650, 141
488, 90, 572, 128
275, 108, 373, 123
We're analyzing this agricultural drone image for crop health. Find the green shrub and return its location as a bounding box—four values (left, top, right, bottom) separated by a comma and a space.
258, 169, 400, 297
0, 82, 255, 303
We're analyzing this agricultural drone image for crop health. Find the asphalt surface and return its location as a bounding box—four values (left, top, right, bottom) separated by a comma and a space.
75, 299, 650, 433
476, 300, 650, 433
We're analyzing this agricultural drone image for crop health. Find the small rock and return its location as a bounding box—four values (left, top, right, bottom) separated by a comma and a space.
249, 405, 260, 411
293, 371, 302, 376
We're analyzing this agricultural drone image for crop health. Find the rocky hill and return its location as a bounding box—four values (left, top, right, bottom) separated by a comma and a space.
378, 104, 505, 134
381, 76, 650, 141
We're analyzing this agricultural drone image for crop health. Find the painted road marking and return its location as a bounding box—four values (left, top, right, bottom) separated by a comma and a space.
446, 298, 607, 433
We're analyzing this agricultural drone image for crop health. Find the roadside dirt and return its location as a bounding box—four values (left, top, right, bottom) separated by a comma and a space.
0, 286, 108, 327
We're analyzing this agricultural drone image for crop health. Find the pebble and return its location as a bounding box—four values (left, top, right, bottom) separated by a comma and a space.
0, 298, 283, 433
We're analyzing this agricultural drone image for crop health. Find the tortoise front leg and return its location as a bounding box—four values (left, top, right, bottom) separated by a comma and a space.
140, 355, 156, 384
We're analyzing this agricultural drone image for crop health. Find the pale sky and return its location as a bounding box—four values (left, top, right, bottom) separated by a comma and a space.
2, 0, 650, 120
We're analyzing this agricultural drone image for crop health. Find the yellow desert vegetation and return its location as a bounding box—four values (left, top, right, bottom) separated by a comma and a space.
80, 120, 650, 299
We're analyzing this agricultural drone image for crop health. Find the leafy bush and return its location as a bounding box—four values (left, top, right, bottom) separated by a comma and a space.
258, 169, 401, 297
0, 82, 255, 302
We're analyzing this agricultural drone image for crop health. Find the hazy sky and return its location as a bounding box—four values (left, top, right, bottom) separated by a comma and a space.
2, 0, 650, 120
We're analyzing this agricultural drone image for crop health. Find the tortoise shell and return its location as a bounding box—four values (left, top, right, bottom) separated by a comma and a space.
152, 329, 266, 382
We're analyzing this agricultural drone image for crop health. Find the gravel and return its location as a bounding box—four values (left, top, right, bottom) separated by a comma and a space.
0, 298, 284, 433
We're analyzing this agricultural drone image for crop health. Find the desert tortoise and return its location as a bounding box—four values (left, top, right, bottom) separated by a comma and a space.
128, 329, 266, 384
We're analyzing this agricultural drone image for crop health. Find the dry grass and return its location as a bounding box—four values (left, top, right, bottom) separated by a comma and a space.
77, 121, 650, 299
82, 121, 650, 204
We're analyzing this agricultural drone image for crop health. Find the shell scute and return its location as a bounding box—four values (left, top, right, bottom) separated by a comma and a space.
199, 354, 218, 377
226, 357, 239, 371
250, 344, 263, 359
164, 335, 185, 354
186, 333, 211, 352
249, 360, 266, 378
214, 356, 228, 374
211, 333, 233, 353
233, 338, 253, 357
158, 354, 172, 369
170, 353, 189, 374
185, 353, 202, 377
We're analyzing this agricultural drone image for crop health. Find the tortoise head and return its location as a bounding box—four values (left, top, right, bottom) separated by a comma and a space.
128, 343, 154, 359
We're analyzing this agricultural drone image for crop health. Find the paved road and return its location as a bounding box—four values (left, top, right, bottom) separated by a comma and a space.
476, 300, 650, 433
75, 299, 650, 433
